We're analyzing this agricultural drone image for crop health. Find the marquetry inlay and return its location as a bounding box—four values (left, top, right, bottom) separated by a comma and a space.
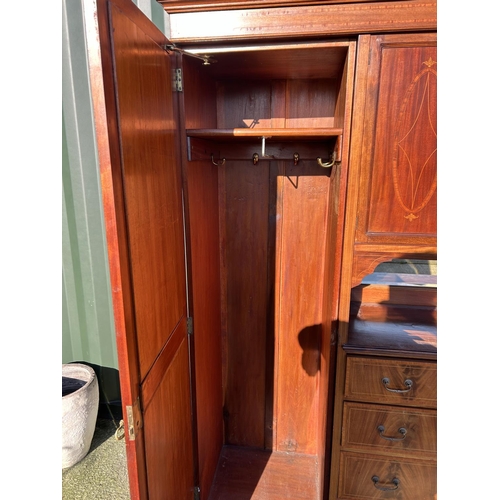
393, 58, 437, 222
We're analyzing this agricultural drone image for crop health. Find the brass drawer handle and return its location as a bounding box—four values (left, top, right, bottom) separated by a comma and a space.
381, 377, 413, 393
372, 475, 400, 491
377, 425, 407, 441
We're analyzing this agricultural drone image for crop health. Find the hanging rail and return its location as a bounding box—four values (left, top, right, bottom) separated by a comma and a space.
187, 129, 342, 167
186, 127, 343, 139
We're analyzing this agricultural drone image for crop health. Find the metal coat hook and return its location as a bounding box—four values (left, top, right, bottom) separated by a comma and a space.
317, 152, 336, 168
211, 154, 225, 166
293, 153, 299, 166
253, 153, 259, 165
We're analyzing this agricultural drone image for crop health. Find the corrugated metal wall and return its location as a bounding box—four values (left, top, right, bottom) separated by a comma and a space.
62, 0, 169, 416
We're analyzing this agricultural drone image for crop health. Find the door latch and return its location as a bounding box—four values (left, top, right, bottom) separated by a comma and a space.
125, 397, 143, 441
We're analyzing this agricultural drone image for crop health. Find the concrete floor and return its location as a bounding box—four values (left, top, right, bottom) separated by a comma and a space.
62, 418, 130, 499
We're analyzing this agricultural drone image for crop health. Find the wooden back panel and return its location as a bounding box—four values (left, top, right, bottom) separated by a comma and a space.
221, 159, 270, 448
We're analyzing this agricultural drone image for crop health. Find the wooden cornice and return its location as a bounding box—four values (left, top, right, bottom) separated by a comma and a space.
159, 0, 410, 14
165, 0, 437, 44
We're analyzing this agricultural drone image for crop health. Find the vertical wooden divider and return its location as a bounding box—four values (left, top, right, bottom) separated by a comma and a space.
275, 160, 330, 455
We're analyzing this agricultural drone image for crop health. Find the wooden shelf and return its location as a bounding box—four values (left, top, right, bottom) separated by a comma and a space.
186, 127, 343, 140
187, 128, 343, 164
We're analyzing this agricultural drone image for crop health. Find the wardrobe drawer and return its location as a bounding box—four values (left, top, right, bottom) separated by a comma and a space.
338, 451, 437, 499
345, 356, 436, 408
342, 402, 436, 455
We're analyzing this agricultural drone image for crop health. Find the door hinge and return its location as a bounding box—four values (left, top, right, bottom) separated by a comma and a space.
194, 486, 201, 500
173, 68, 183, 92
125, 397, 143, 441
187, 316, 194, 336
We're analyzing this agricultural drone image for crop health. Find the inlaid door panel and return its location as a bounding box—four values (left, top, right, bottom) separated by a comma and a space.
349, 34, 437, 284
364, 45, 436, 236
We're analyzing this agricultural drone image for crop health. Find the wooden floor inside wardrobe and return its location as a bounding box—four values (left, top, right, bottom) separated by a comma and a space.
207, 446, 319, 500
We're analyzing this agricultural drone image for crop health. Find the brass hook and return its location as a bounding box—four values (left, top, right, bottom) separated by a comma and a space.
253, 153, 259, 165
211, 154, 225, 166
293, 153, 299, 166
316, 152, 336, 168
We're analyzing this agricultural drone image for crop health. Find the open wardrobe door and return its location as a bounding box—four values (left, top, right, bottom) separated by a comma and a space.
83, 0, 195, 498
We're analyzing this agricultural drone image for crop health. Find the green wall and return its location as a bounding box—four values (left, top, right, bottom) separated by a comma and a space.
62, 0, 168, 417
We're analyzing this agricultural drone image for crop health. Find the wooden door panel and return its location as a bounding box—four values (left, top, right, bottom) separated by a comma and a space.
85, 1, 195, 498
143, 325, 194, 500
349, 33, 437, 284
110, 3, 187, 380
356, 36, 437, 244
365, 45, 437, 236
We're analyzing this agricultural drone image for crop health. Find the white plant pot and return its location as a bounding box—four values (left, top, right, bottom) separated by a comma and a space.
62, 363, 99, 468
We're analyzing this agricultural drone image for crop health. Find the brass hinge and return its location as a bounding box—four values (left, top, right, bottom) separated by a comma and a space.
187, 316, 194, 336
173, 68, 183, 92
125, 397, 143, 441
